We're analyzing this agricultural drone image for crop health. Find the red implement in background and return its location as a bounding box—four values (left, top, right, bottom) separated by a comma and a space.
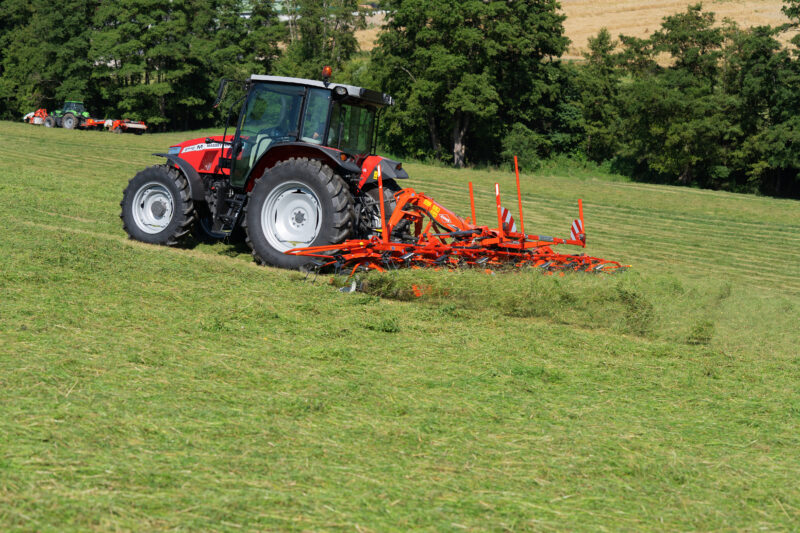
22, 108, 48, 125
107, 119, 147, 134
287, 167, 628, 277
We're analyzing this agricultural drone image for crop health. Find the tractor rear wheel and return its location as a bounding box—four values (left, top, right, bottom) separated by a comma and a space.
62, 113, 78, 129
43, 116, 55, 128
120, 165, 195, 245
243, 157, 353, 269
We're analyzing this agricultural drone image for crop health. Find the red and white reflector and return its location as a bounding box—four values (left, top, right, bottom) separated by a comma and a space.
570, 218, 584, 241
501, 207, 517, 233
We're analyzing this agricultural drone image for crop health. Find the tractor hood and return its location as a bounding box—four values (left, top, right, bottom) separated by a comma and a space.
169, 135, 233, 155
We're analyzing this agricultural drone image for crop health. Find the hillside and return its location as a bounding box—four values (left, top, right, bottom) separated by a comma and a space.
561, 0, 795, 58
355, 1, 797, 58
1, 122, 798, 530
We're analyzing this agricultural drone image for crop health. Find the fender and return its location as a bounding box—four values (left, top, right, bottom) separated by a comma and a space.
243, 142, 363, 190
357, 156, 409, 189
153, 153, 206, 201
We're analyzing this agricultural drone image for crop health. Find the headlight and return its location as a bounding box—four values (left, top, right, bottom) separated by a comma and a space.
168, 146, 181, 155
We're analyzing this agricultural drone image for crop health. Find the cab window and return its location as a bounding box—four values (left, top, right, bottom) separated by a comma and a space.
328, 103, 375, 154
301, 89, 331, 145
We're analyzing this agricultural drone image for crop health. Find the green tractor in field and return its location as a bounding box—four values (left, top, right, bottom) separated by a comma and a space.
44, 101, 91, 129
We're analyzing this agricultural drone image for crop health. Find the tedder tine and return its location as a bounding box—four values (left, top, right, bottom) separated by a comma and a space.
514, 156, 525, 235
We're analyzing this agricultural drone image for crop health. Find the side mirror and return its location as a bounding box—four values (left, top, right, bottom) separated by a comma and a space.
212, 79, 229, 109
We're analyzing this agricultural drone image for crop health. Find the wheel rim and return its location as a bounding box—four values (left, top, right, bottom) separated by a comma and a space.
64, 117, 74, 128
131, 181, 175, 234
261, 181, 321, 252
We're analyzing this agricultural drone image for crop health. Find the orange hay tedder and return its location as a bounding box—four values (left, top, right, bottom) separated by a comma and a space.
287, 157, 628, 277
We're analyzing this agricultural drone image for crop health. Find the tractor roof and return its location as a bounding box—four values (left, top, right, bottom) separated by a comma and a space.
248, 75, 394, 107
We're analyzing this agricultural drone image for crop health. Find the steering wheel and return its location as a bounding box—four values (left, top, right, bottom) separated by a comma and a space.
257, 126, 279, 136
257, 126, 288, 139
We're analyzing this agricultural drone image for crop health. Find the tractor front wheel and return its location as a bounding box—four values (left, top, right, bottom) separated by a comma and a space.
244, 158, 353, 269
43, 116, 55, 128
120, 165, 195, 245
62, 113, 78, 129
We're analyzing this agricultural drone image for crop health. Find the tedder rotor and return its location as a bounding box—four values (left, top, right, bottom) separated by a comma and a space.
286, 158, 627, 276
120, 68, 626, 276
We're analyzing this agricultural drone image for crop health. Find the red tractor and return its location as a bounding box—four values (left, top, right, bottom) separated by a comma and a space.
120, 71, 407, 269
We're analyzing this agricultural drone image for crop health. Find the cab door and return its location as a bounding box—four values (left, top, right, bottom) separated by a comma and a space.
230, 83, 305, 188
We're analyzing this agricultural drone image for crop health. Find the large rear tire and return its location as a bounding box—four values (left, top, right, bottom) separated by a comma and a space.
120, 165, 195, 245
243, 157, 353, 269
62, 113, 78, 129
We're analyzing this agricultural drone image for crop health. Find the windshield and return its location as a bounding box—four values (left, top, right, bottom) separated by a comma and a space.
238, 83, 304, 138
328, 102, 375, 154
64, 102, 85, 113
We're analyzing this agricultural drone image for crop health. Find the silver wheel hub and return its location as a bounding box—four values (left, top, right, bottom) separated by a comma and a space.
132, 182, 175, 234
262, 181, 321, 252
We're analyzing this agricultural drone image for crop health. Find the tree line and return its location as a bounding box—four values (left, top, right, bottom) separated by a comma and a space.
0, 0, 362, 129
1, 0, 799, 197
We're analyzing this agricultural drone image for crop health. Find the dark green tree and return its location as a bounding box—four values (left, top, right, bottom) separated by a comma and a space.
577, 1, 800, 196
275, 0, 365, 79
651, 4, 723, 80
0, 0, 98, 118
571, 28, 622, 162
373, 0, 568, 167
610, 5, 740, 187
90, 0, 282, 130
241, 0, 284, 75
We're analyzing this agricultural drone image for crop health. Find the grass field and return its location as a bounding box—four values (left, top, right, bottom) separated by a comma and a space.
1, 121, 799, 531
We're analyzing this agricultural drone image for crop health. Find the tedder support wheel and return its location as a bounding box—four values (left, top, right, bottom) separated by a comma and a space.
43, 116, 55, 128
120, 165, 195, 245
244, 157, 353, 269
62, 113, 78, 129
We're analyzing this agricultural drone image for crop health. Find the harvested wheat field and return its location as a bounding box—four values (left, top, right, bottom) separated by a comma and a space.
357, 1, 797, 58
562, 0, 795, 58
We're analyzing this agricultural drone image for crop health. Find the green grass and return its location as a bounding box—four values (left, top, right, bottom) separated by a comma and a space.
1, 121, 799, 531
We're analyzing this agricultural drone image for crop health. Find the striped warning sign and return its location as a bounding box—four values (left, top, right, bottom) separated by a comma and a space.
571, 218, 584, 241
501, 207, 517, 233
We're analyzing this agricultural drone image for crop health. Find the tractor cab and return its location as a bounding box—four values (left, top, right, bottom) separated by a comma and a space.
56, 101, 89, 118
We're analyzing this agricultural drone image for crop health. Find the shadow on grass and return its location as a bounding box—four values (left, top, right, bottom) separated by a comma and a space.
177, 234, 252, 259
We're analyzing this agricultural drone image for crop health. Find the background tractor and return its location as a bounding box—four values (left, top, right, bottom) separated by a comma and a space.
120, 70, 408, 269
44, 100, 91, 129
